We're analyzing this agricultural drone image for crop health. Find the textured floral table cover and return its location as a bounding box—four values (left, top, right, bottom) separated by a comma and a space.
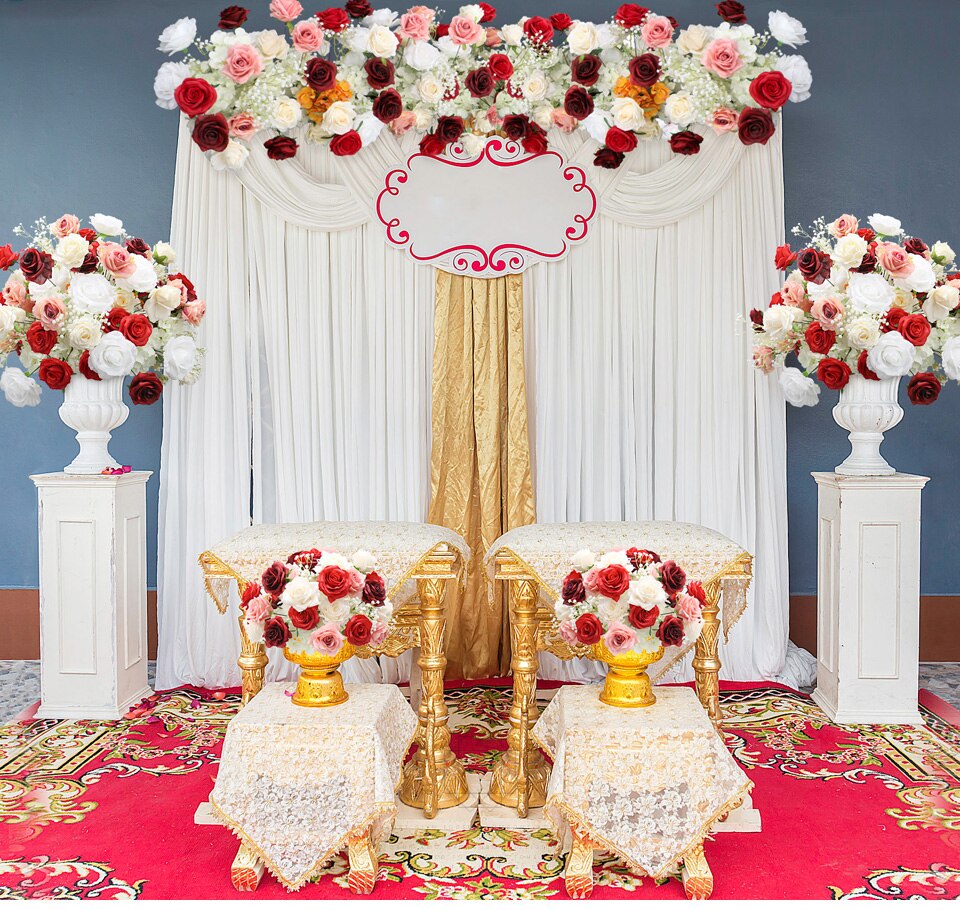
210, 682, 417, 891
533, 684, 752, 879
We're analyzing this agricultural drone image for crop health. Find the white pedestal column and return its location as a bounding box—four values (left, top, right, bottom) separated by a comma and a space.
811, 472, 928, 725
31, 471, 153, 720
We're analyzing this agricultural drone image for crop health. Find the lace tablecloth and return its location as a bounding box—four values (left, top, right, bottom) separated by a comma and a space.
210, 682, 417, 891
534, 685, 751, 879
200, 520, 469, 613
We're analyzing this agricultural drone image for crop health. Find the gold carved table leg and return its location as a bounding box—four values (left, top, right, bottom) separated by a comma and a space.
681, 842, 714, 900
230, 843, 265, 892
398, 573, 468, 817
564, 826, 595, 899
489, 577, 549, 815
237, 609, 268, 706
691, 582, 722, 722
346, 829, 379, 895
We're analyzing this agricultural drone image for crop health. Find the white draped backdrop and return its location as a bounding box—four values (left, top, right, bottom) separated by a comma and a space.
156, 119, 814, 691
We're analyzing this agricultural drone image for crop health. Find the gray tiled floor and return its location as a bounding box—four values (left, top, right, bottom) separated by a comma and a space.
2, 660, 959, 724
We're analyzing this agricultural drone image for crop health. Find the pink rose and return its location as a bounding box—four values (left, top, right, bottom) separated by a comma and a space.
222, 44, 263, 84
51, 214, 80, 239
485, 104, 502, 126
292, 20, 325, 51
640, 15, 673, 48
33, 296, 65, 331
4, 277, 28, 311
752, 345, 774, 374
269, 0, 303, 22
389, 110, 417, 135
781, 281, 807, 309
166, 276, 189, 305
876, 242, 915, 278
181, 299, 206, 325
603, 621, 637, 655
311, 622, 344, 655
244, 594, 273, 623
701, 38, 743, 78
398, 11, 430, 40
558, 619, 579, 646
448, 14, 485, 45
551, 108, 578, 132
676, 593, 702, 624
708, 107, 738, 134
228, 113, 258, 138
97, 242, 136, 277
828, 214, 859, 238
408, 6, 435, 21
811, 296, 844, 329
369, 620, 389, 647
485, 27, 501, 46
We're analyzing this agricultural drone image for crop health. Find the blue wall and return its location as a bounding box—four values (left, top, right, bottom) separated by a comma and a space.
0, 0, 957, 594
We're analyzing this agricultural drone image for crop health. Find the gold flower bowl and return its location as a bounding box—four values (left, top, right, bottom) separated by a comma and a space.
590, 641, 665, 708
283, 641, 356, 708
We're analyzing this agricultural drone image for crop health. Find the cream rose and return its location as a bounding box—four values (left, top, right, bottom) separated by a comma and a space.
501, 22, 523, 45
210, 140, 250, 171
66, 315, 104, 350
567, 20, 599, 55
676, 24, 709, 54
924, 284, 959, 322
664, 91, 696, 126
932, 241, 956, 265
832, 233, 868, 269
762, 305, 802, 341
415, 73, 444, 104
844, 315, 881, 350
145, 283, 182, 323
153, 242, 176, 264
320, 100, 356, 135
611, 97, 645, 131
0, 306, 19, 337
53, 234, 90, 270
257, 29, 289, 59
629, 576, 668, 607
571, 549, 597, 573
281, 575, 321, 610
367, 24, 399, 57
272, 97, 302, 130
321, 597, 351, 626
521, 71, 549, 102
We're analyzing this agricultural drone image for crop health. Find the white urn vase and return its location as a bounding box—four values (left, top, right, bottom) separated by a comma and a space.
832, 375, 903, 476
58, 375, 129, 474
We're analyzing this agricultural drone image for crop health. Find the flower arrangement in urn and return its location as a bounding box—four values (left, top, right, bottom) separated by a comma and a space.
750, 212, 960, 474
155, 0, 810, 170
0, 214, 205, 474
555, 546, 704, 707
243, 547, 393, 706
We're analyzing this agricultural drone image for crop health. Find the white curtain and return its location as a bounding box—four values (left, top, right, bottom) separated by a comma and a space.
157, 120, 807, 691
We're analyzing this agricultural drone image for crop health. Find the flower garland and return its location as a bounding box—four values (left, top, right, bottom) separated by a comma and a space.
0, 215, 204, 408
750, 213, 960, 407
155, 0, 811, 170
555, 547, 704, 653
242, 548, 394, 653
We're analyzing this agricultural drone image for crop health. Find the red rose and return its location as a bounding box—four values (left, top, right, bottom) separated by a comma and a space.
487, 53, 513, 80
76, 248, 100, 273
19, 248, 54, 283
853, 249, 878, 273
502, 114, 529, 140
570, 53, 602, 86
797, 247, 832, 284
898, 313, 931, 347
419, 133, 445, 156
241, 582, 262, 605
192, 113, 230, 152
26, 322, 57, 355
660, 560, 687, 594
774, 244, 797, 270
522, 126, 548, 155
327, 130, 361, 156
120, 314, 153, 347
434, 116, 463, 145
364, 56, 395, 89
317, 565, 356, 602
804, 321, 836, 355
316, 7, 349, 31
907, 372, 941, 405
129, 372, 163, 405
263, 616, 290, 649
0, 244, 18, 270
669, 131, 703, 155
614, 4, 649, 27
626, 547, 660, 569
126, 237, 150, 256
169, 272, 197, 301
465, 66, 494, 98
628, 603, 659, 630
38, 358, 73, 391
288, 548, 322, 568
882, 306, 908, 333
262, 560, 288, 596
288, 605, 320, 630
434, 23, 449, 37
174, 77, 218, 116
562, 570, 586, 603
264, 136, 298, 160
218, 5, 249, 29
362, 571, 386, 605
605, 126, 638, 154
478, 2, 496, 22
345, 613, 374, 646
749, 308, 764, 328
748, 71, 793, 110
105, 306, 128, 333
372, 88, 404, 122
574, 613, 603, 645
657, 615, 685, 647
592, 564, 631, 600
716, 0, 747, 24
857, 228, 876, 243
628, 53, 660, 87
523, 15, 554, 44
345, 0, 372, 16
594, 147, 625, 169
79, 351, 102, 381
817, 357, 852, 391
305, 57, 338, 92
550, 12, 572, 30
687, 580, 707, 605
564, 85, 594, 121
78, 228, 97, 242
737, 107, 775, 146
904, 237, 928, 256
857, 350, 880, 381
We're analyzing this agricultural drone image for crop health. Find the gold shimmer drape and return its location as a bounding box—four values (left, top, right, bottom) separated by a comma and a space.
428, 272, 536, 678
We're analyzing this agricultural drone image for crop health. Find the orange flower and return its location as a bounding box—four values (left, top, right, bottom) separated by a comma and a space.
613, 76, 642, 99
297, 81, 353, 122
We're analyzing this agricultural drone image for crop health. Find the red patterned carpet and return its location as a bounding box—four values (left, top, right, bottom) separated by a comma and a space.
2, 681, 959, 900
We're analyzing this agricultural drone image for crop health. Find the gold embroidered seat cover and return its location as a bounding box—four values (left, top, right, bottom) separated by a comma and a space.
210, 682, 417, 891
533, 684, 751, 879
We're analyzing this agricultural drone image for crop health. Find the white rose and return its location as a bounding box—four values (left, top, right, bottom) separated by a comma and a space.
775, 54, 812, 103
844, 315, 881, 350
153, 61, 191, 109
243, 618, 265, 645
354, 111, 384, 147
0, 306, 19, 337
866, 331, 914, 379
581, 109, 611, 143
153, 242, 176, 265
257, 29, 289, 59
501, 23, 523, 45
66, 315, 104, 351
931, 241, 956, 265
363, 7, 398, 26
522, 71, 549, 102
351, 550, 377, 573
595, 22, 617, 48
69, 273, 116, 314
53, 234, 90, 270
0, 367, 41, 407
597, 597, 627, 627
832, 234, 868, 270
567, 21, 599, 55
158, 16, 197, 54
412, 104, 433, 130
676, 24, 709, 54
894, 255, 936, 293
90, 213, 123, 236
210, 139, 250, 171
867, 213, 902, 237
924, 284, 959, 323
941, 336, 960, 381
281, 575, 321, 610
436, 35, 459, 55
768, 10, 807, 47
145, 283, 183, 323
90, 331, 137, 378
416, 73, 444, 104
629, 576, 668, 607
404, 39, 442, 71
367, 24, 399, 57
117, 255, 159, 293
460, 132, 483, 156
272, 97, 302, 131
762, 304, 802, 342
846, 272, 895, 314
163, 335, 198, 380
554, 599, 575, 624
595, 550, 631, 569
321, 598, 351, 626
778, 366, 820, 407
460, 3, 484, 23
318, 550, 351, 570
611, 97, 645, 131
664, 91, 695, 126
346, 26, 371, 53
571, 549, 596, 573
322, 100, 356, 135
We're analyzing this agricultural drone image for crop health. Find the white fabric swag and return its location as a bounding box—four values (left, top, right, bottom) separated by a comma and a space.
157, 119, 809, 691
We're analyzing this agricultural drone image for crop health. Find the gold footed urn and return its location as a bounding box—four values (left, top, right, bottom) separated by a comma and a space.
283, 642, 355, 708
591, 642, 664, 708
